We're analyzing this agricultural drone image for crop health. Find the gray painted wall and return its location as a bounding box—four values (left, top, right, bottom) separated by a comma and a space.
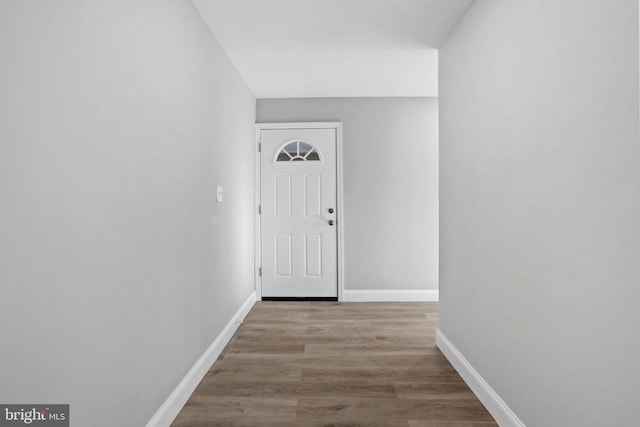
257, 98, 438, 292
439, 1, 639, 426
0, 1, 255, 425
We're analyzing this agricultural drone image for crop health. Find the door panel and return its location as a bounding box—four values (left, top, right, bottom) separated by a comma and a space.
260, 128, 337, 298
275, 234, 292, 276
305, 234, 322, 277
275, 175, 292, 218
304, 175, 321, 217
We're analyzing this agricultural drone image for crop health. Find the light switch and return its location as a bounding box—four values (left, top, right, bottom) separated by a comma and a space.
216, 186, 223, 202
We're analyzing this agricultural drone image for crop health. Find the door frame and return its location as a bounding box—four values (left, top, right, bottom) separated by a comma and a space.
254, 122, 344, 301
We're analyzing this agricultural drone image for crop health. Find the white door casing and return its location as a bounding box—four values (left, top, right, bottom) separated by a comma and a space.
256, 124, 343, 299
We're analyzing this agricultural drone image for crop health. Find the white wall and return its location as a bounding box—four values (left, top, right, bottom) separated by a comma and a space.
257, 98, 439, 295
0, 1, 255, 425
439, 1, 639, 426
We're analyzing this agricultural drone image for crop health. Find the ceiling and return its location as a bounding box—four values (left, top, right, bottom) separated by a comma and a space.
192, 0, 473, 98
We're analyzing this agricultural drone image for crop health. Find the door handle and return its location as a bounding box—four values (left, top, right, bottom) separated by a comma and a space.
328, 220, 335, 226
328, 208, 334, 214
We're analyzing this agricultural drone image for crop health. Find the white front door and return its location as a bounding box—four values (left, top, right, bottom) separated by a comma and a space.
259, 127, 338, 298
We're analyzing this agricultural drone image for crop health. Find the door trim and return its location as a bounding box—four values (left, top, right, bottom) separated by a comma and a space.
254, 122, 344, 301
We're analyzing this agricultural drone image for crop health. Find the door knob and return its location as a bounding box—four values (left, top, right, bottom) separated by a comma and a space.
328, 208, 334, 214
328, 220, 335, 226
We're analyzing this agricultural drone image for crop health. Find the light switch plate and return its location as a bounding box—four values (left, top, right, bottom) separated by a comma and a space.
216, 186, 223, 202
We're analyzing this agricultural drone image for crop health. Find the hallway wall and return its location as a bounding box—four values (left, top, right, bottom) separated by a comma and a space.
439, 1, 639, 425
0, 1, 256, 425
257, 98, 439, 296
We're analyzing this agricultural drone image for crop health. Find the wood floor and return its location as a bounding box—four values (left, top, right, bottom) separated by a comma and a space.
172, 302, 497, 427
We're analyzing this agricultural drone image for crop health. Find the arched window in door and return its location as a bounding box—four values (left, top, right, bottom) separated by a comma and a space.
275, 141, 321, 162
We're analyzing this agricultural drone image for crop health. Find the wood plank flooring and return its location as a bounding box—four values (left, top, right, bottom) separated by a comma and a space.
172, 302, 497, 427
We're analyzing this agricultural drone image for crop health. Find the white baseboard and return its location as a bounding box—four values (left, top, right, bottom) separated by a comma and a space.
343, 289, 439, 302
436, 329, 526, 427
146, 291, 257, 427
